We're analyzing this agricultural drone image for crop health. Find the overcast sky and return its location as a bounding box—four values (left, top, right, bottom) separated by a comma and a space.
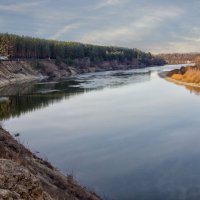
0, 0, 200, 53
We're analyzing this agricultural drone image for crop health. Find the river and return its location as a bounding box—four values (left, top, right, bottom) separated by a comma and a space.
1, 64, 200, 200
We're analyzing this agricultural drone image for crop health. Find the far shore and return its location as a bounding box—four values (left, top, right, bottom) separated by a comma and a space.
159, 71, 200, 88
0, 58, 164, 89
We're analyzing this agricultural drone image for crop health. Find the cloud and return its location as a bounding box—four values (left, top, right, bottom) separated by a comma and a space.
52, 24, 81, 39
79, 6, 184, 48
1, 0, 200, 53
167, 41, 200, 53
102, 0, 121, 5
144, 34, 200, 54
95, 0, 123, 9
0, 1, 43, 12
181, 37, 200, 43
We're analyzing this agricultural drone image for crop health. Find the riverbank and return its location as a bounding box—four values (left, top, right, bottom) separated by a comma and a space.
0, 59, 164, 88
159, 66, 200, 88
0, 76, 39, 88
165, 76, 200, 88
0, 60, 41, 88
0, 127, 102, 200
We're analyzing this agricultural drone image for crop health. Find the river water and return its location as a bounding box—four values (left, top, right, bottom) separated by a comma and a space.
1, 64, 200, 200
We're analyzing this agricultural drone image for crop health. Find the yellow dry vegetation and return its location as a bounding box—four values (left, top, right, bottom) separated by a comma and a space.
171, 74, 183, 81
171, 68, 200, 84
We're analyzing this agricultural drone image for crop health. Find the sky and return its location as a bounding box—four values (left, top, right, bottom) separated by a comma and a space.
0, 0, 200, 53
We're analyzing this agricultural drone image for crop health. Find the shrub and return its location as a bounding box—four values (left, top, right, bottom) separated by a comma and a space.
171, 74, 183, 81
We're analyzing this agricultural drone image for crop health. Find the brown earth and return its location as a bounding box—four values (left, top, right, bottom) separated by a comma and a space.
0, 127, 102, 200
0, 58, 146, 88
0, 60, 39, 88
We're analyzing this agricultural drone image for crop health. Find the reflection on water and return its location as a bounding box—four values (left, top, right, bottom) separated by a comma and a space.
1, 65, 200, 200
185, 85, 200, 95
0, 82, 86, 120
0, 70, 151, 120
0, 94, 81, 120
166, 79, 200, 96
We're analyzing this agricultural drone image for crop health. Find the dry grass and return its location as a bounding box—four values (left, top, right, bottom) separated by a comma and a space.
170, 67, 200, 84
171, 74, 183, 81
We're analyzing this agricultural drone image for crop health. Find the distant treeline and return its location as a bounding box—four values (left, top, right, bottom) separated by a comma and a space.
157, 53, 200, 65
0, 33, 165, 66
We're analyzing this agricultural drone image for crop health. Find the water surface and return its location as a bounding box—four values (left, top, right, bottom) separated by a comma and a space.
1, 65, 200, 200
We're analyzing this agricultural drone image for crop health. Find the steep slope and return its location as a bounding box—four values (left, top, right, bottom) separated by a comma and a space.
0, 127, 102, 200
0, 61, 39, 88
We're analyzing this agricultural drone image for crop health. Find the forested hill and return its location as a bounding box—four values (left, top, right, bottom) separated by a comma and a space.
157, 53, 200, 65
0, 33, 165, 66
